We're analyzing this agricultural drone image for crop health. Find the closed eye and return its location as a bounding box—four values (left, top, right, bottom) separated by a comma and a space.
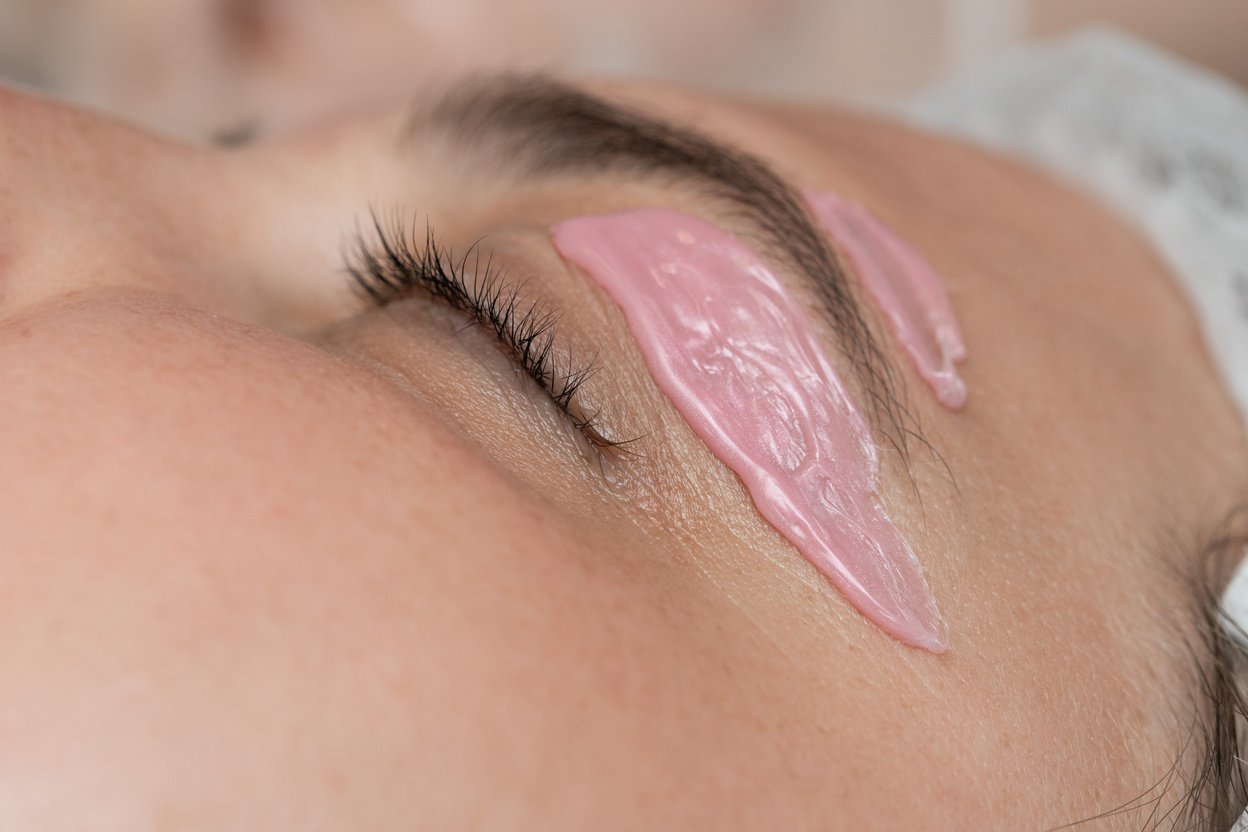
345, 209, 629, 456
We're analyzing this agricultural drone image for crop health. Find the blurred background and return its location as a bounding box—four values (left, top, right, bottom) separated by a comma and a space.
0, 0, 1244, 143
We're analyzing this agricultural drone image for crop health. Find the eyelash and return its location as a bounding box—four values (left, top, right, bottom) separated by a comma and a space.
346, 212, 624, 453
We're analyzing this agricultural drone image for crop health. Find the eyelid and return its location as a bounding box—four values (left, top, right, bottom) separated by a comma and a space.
344, 211, 627, 455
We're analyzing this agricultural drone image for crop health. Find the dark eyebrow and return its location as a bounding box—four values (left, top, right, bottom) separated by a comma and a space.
403, 74, 915, 458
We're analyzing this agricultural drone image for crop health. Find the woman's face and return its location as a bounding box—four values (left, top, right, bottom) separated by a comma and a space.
0, 77, 1244, 829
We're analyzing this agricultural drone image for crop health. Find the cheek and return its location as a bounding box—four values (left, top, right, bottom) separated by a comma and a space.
0, 290, 827, 827
0, 292, 400, 553
0, 289, 606, 577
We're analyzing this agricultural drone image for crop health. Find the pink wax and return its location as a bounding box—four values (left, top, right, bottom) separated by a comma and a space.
806, 192, 967, 410
552, 209, 947, 653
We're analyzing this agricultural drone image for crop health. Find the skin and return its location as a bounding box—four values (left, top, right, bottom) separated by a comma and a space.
0, 79, 1244, 830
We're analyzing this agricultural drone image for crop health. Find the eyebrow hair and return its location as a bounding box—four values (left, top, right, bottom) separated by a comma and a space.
403, 74, 916, 458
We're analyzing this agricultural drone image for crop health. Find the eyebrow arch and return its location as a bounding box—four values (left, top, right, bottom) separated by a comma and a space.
401, 74, 915, 459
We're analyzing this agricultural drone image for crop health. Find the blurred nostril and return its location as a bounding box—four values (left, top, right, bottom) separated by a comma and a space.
211, 119, 261, 148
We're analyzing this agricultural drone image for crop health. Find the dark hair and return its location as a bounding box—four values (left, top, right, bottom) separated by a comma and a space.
1058, 507, 1248, 831
1179, 513, 1248, 830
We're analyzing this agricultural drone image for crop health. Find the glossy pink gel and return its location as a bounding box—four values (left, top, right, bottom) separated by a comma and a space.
552, 209, 947, 652
806, 191, 968, 410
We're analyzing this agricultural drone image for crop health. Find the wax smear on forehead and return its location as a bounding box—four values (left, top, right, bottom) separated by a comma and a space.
552, 209, 947, 652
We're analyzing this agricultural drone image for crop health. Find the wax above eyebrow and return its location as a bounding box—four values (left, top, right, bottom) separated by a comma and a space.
806, 191, 968, 410
551, 209, 947, 653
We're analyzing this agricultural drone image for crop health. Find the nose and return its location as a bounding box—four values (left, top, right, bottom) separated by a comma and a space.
0, 83, 381, 335
0, 85, 226, 321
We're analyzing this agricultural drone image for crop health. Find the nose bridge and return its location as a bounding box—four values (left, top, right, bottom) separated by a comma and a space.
0, 85, 375, 333
0, 85, 223, 319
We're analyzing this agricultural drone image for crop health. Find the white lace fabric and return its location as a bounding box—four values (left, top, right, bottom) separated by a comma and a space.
909, 28, 1248, 425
